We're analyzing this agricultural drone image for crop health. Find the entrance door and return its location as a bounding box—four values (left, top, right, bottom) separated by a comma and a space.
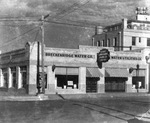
86, 78, 98, 93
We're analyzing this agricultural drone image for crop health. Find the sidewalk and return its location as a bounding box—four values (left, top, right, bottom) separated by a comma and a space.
0, 93, 149, 101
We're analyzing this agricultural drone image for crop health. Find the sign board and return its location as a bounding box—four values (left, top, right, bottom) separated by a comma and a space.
97, 49, 110, 63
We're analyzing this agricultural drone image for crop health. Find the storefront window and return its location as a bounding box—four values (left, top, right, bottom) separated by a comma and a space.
132, 77, 145, 89
55, 67, 79, 89
20, 66, 27, 88
11, 67, 17, 88
2, 68, 8, 88
132, 69, 146, 89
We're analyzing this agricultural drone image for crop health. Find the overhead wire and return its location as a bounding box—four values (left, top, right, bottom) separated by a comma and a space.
49, 0, 85, 20
45, 20, 95, 29
0, 0, 100, 49
0, 26, 40, 48
54, 0, 90, 20
30, 28, 41, 53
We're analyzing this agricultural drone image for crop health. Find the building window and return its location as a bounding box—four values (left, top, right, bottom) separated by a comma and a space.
113, 37, 117, 47
97, 41, 100, 46
147, 38, 150, 46
2, 68, 8, 88
99, 40, 104, 46
139, 37, 141, 43
107, 39, 110, 47
132, 37, 136, 46
11, 67, 17, 88
20, 66, 27, 88
55, 67, 79, 89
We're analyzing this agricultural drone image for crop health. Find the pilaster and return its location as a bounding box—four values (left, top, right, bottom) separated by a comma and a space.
98, 68, 105, 93
17, 66, 21, 89
79, 67, 86, 93
126, 76, 132, 92
28, 65, 37, 95
8, 67, 12, 88
46, 66, 56, 94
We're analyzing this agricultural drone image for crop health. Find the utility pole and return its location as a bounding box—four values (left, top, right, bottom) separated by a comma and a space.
40, 14, 49, 94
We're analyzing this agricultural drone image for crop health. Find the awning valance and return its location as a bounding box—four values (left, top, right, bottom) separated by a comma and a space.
132, 69, 146, 76
86, 68, 103, 77
55, 67, 79, 75
105, 68, 130, 77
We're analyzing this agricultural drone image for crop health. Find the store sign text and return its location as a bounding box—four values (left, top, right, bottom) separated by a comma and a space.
111, 56, 142, 61
45, 53, 95, 59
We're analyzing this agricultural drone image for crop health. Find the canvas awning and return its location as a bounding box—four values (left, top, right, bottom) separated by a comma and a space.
105, 68, 130, 77
86, 68, 103, 77
55, 67, 79, 75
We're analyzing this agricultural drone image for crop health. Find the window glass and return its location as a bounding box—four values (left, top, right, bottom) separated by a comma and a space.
132, 37, 136, 45
11, 67, 16, 88
2, 68, 8, 88
147, 38, 150, 46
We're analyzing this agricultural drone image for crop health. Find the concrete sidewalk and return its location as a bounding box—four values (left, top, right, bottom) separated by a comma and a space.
0, 93, 149, 101
0, 94, 62, 101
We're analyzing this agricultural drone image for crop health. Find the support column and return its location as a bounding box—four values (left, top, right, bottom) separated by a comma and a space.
147, 64, 150, 93
28, 65, 37, 95
8, 68, 12, 88
126, 76, 132, 92
46, 66, 55, 94
79, 67, 86, 93
98, 68, 105, 93
0, 69, 2, 87
17, 66, 21, 89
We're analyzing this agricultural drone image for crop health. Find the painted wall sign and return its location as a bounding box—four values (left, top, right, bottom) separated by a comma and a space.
45, 52, 95, 59
111, 56, 142, 61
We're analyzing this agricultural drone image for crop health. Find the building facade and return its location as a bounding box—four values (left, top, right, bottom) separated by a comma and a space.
0, 42, 150, 95
93, 7, 150, 51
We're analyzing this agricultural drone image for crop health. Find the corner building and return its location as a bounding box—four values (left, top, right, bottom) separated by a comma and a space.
0, 42, 149, 95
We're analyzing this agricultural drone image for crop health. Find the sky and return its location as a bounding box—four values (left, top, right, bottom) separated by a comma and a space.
0, 0, 149, 52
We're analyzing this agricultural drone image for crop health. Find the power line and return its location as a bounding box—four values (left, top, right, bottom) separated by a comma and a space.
45, 20, 95, 29
50, 1, 85, 20
55, 0, 90, 20
0, 26, 40, 48
30, 28, 41, 53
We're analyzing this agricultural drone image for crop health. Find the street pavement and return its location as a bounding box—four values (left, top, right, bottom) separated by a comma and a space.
1, 93, 150, 123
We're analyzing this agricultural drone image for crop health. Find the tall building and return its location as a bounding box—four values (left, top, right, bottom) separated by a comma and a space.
93, 7, 150, 51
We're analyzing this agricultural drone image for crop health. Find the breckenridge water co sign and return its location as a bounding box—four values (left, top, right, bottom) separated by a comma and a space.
45, 52, 95, 59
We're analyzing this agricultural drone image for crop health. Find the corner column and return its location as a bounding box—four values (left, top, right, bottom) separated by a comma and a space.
28, 65, 37, 95
79, 67, 86, 93
8, 68, 12, 88
98, 68, 105, 93
17, 66, 21, 89
46, 66, 55, 94
0, 69, 3, 87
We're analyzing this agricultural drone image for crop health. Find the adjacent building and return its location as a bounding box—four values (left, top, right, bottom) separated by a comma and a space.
93, 7, 150, 51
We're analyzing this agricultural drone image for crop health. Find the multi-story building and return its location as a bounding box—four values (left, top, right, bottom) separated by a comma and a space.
93, 7, 150, 51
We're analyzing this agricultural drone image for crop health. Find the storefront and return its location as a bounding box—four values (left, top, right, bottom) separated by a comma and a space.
0, 42, 149, 95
